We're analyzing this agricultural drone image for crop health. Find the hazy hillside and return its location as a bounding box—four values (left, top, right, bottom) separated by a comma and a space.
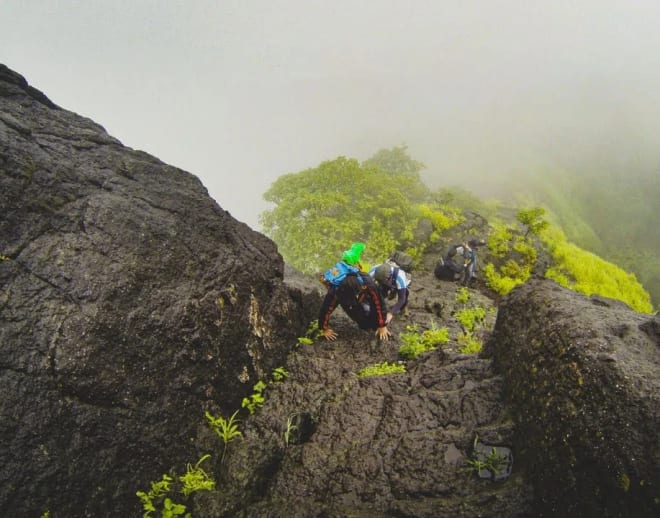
428, 167, 659, 309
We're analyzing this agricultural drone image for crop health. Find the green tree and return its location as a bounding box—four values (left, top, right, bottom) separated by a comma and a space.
362, 144, 424, 176
260, 156, 420, 273
362, 144, 428, 202
517, 206, 549, 237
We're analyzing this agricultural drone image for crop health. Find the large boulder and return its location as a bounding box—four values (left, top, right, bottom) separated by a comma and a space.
0, 64, 310, 517
487, 278, 660, 517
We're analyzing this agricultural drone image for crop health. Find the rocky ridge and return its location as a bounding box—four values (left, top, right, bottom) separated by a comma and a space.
1, 64, 658, 517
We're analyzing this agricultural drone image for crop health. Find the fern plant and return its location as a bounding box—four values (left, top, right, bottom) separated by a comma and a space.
466, 436, 509, 478
205, 410, 242, 463
136, 453, 215, 518
179, 454, 215, 497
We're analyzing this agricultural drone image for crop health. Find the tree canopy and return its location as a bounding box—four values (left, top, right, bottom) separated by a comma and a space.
259, 154, 421, 273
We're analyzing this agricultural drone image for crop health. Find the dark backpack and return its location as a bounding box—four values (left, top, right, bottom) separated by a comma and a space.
445, 245, 459, 259
387, 250, 414, 272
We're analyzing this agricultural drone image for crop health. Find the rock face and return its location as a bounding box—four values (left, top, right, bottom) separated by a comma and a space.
2, 65, 658, 518
487, 278, 660, 517
0, 64, 312, 517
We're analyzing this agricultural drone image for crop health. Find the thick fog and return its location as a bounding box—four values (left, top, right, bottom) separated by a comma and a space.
3, 1, 660, 228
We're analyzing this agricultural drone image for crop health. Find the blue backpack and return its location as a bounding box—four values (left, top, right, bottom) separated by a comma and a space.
322, 261, 361, 286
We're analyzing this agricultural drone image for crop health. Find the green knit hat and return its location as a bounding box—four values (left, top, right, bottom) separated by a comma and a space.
341, 242, 366, 265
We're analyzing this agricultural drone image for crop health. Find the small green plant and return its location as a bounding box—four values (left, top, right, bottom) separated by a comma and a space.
205, 410, 242, 462
457, 333, 483, 354
242, 380, 267, 414
161, 498, 187, 517
455, 286, 470, 304
358, 361, 406, 378
284, 413, 299, 447
40, 512, 50, 518
137, 456, 216, 517
136, 474, 186, 518
272, 366, 289, 382
454, 306, 486, 333
466, 436, 509, 478
297, 320, 321, 346
399, 321, 450, 360
179, 454, 215, 497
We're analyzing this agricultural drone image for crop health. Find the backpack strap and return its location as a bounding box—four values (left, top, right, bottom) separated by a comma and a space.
391, 266, 400, 289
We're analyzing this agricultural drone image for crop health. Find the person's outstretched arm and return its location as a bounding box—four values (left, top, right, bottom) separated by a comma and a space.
318, 288, 339, 340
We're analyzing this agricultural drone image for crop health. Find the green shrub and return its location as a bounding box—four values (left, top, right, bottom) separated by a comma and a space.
417, 203, 464, 242
358, 361, 406, 378
455, 286, 470, 304
399, 322, 450, 360
483, 260, 531, 296
458, 333, 483, 354
454, 306, 486, 333
542, 225, 653, 313
488, 223, 513, 258
512, 239, 537, 264
517, 206, 549, 237
483, 225, 535, 296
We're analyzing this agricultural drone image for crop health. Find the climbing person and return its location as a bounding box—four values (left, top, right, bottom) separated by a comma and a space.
434, 242, 468, 281
461, 238, 487, 286
369, 260, 411, 326
319, 242, 391, 342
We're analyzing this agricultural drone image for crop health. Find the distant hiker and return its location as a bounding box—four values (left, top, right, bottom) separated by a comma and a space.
369, 255, 412, 325
434, 238, 486, 284
461, 238, 487, 286
434, 242, 468, 281
319, 242, 391, 342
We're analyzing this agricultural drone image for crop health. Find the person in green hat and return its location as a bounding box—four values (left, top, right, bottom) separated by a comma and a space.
319, 242, 391, 341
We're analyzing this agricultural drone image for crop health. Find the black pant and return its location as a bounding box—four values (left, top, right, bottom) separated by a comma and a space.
337, 284, 382, 330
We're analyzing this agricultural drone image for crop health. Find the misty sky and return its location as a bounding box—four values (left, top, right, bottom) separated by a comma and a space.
3, 1, 660, 229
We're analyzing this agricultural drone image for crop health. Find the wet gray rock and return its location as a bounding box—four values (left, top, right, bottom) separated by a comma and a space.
0, 64, 309, 517
487, 278, 660, 517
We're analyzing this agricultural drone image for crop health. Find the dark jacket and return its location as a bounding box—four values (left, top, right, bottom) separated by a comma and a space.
318, 273, 388, 331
